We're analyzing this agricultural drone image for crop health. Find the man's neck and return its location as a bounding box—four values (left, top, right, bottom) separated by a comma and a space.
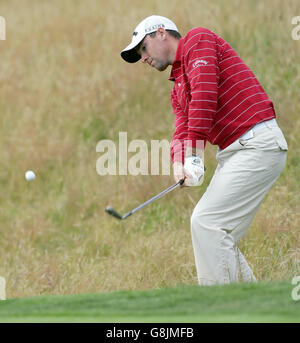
168, 38, 180, 65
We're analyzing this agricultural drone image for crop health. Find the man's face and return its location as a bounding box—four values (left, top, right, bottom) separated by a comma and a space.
137, 30, 170, 71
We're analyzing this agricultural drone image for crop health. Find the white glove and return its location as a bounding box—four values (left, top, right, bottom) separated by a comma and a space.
184, 155, 205, 186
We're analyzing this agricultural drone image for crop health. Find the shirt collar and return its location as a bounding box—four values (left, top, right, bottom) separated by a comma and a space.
169, 38, 184, 81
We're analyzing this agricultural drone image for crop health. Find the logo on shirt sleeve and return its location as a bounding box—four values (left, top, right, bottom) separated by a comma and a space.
193, 59, 208, 68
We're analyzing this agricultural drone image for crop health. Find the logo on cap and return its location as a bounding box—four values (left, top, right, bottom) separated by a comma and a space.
133, 31, 138, 36
145, 23, 165, 33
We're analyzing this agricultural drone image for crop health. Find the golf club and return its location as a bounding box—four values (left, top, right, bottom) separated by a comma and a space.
105, 178, 185, 220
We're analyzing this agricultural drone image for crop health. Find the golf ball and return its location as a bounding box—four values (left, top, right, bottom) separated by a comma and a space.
25, 170, 36, 182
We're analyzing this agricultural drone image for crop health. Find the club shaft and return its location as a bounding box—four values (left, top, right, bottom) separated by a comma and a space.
122, 180, 183, 219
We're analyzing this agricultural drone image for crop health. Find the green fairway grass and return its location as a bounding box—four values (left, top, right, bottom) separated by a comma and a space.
0, 281, 299, 323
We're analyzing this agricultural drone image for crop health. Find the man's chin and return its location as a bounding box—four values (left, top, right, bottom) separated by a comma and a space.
155, 64, 168, 72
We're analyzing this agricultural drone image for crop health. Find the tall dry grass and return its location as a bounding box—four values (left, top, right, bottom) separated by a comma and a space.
0, 0, 299, 298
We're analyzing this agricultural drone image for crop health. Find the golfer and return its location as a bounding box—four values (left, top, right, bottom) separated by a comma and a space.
121, 15, 288, 285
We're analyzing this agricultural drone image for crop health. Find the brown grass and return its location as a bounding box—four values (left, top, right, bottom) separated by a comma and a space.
0, 0, 299, 298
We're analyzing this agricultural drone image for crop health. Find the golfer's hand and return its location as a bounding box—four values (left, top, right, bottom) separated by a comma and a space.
184, 156, 205, 187
173, 161, 185, 185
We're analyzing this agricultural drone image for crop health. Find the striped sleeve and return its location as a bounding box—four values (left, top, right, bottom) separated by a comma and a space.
170, 89, 188, 163
185, 31, 219, 144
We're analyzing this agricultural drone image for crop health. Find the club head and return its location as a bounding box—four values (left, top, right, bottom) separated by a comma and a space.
105, 206, 123, 220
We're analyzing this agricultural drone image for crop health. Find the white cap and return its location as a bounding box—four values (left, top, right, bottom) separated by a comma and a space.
121, 15, 178, 63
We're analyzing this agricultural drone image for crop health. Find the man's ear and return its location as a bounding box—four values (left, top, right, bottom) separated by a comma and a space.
156, 27, 167, 40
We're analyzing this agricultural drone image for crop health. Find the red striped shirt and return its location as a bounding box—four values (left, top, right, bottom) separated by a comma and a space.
169, 27, 276, 162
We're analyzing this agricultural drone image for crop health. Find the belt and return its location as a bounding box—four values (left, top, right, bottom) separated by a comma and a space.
240, 119, 278, 140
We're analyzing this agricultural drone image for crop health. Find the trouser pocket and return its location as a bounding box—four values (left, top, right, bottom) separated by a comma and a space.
274, 129, 288, 151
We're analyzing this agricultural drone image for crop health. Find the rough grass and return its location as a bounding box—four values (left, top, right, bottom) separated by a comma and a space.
0, 0, 299, 298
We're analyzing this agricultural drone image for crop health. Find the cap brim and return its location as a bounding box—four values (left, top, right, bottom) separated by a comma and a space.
121, 49, 141, 63
120, 37, 144, 63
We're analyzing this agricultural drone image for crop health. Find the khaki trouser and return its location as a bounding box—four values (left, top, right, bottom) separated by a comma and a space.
191, 120, 288, 285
